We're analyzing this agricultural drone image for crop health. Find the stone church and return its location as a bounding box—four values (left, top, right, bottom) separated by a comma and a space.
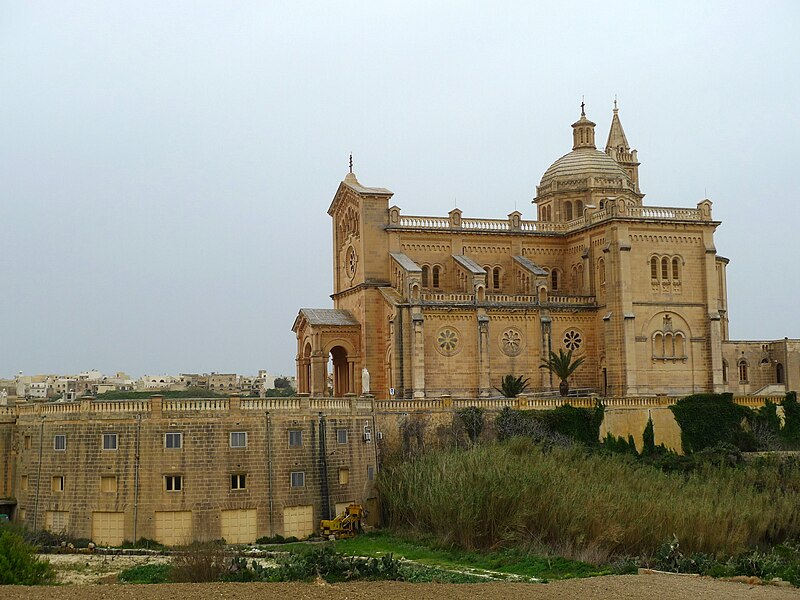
293, 105, 798, 399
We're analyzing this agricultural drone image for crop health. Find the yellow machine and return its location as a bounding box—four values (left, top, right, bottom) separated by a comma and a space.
320, 503, 365, 539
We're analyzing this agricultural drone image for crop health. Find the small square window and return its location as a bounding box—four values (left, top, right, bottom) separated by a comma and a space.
336, 429, 348, 444
103, 433, 118, 450
289, 430, 302, 448
52, 476, 64, 492
230, 432, 247, 448
165, 432, 182, 449
231, 474, 247, 490
290, 471, 305, 488
164, 475, 182, 492
24, 435, 31, 450
338, 468, 349, 485
100, 476, 117, 493
367, 466, 375, 481
54, 435, 66, 451
20, 475, 28, 491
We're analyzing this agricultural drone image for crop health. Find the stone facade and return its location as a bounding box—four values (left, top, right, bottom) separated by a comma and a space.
1, 396, 378, 544
294, 106, 798, 399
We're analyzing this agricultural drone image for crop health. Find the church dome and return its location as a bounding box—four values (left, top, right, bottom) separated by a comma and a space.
540, 147, 630, 188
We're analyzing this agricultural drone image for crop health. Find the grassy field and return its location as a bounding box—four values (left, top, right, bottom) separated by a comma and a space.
378, 438, 800, 562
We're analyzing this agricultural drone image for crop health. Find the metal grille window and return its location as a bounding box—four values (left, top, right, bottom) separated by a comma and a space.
103, 433, 118, 450
230, 432, 247, 448
289, 430, 302, 448
290, 471, 305, 488
54, 434, 66, 451
336, 428, 348, 444
230, 474, 247, 490
165, 432, 182, 449
164, 475, 182, 492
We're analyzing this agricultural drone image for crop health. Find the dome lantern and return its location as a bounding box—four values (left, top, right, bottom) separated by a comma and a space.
571, 102, 597, 150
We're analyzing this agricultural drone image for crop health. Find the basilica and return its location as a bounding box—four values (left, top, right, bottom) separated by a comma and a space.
293, 105, 798, 399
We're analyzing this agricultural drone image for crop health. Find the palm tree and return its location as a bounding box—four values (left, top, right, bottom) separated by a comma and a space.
540, 349, 585, 396
496, 374, 530, 398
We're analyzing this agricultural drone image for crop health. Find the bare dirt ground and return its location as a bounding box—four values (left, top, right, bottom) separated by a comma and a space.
3, 574, 799, 600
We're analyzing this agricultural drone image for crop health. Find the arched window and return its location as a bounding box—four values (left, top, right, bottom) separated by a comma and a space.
661, 257, 669, 280
672, 258, 680, 281
653, 332, 664, 357
551, 269, 559, 291
432, 265, 441, 288
722, 359, 728, 383
421, 265, 430, 288
564, 201, 573, 221
675, 333, 685, 357
650, 257, 658, 280
493, 267, 501, 290
575, 200, 583, 215
598, 258, 606, 285
738, 360, 748, 383
777, 363, 784, 384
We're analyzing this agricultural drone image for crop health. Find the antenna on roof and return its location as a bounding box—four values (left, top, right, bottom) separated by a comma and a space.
349, 153, 353, 174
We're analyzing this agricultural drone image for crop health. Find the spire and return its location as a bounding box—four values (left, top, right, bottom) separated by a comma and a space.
604, 100, 642, 194
605, 99, 630, 154
571, 101, 596, 150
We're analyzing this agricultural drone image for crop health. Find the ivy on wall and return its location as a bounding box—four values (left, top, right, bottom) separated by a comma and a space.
496, 402, 604, 447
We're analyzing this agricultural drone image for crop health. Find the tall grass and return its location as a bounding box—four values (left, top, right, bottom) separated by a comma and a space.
377, 438, 800, 561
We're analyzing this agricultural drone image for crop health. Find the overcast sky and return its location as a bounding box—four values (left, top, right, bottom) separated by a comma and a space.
2, 1, 798, 379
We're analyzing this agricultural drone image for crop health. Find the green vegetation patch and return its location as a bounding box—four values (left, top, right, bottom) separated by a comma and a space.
0, 529, 56, 585
335, 531, 608, 580
118, 563, 172, 584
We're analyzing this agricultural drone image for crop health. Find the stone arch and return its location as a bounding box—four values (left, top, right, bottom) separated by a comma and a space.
777, 362, 784, 384
564, 201, 573, 221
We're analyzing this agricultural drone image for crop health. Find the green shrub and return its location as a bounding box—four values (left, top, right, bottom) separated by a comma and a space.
457, 407, 484, 444
0, 530, 55, 585
642, 416, 655, 455
496, 403, 603, 447
670, 394, 752, 452
118, 563, 172, 584
782, 392, 800, 447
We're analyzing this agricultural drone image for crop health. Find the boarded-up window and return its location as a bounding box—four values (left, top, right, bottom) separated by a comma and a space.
338, 468, 349, 485
283, 505, 314, 539
52, 476, 64, 492
220, 508, 257, 544
46, 510, 69, 533
100, 476, 117, 493
20, 475, 28, 491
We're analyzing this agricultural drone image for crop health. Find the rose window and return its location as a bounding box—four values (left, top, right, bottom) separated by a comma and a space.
346, 247, 358, 278
563, 329, 583, 352
437, 328, 460, 355
501, 329, 522, 356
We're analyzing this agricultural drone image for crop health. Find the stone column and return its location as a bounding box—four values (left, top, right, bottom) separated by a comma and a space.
477, 312, 491, 397
310, 352, 327, 397
412, 309, 426, 399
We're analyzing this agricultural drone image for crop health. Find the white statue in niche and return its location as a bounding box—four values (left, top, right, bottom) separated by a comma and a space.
0, 389, 7, 406
361, 368, 370, 395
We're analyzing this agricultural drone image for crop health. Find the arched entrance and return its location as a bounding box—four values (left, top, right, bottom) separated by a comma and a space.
329, 345, 352, 397
299, 342, 312, 393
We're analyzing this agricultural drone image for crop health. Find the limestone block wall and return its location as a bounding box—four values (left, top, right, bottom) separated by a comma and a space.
8, 397, 378, 544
